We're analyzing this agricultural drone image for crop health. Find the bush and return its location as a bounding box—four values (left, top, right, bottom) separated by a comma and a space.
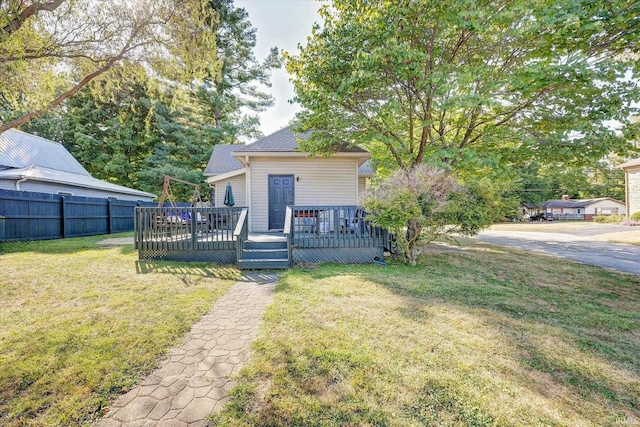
593, 214, 625, 223
630, 211, 640, 221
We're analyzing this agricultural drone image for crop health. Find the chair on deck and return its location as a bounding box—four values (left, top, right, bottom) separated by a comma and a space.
344, 208, 367, 237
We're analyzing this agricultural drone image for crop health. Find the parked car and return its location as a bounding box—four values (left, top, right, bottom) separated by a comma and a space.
529, 212, 557, 221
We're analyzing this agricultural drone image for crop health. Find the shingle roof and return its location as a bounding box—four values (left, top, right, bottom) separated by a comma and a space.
619, 157, 640, 169
0, 129, 90, 176
540, 197, 622, 208
204, 144, 245, 175
520, 202, 538, 209
358, 160, 374, 175
234, 125, 367, 153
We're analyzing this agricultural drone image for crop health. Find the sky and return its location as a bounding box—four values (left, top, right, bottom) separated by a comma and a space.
234, 0, 323, 137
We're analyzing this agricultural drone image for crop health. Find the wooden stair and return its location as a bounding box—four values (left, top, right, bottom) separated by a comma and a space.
237, 237, 290, 270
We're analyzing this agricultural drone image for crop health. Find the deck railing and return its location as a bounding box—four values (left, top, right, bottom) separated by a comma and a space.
290, 205, 391, 250
234, 208, 249, 261
284, 206, 294, 266
135, 206, 244, 252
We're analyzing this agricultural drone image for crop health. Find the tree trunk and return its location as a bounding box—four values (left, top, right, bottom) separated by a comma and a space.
405, 220, 421, 266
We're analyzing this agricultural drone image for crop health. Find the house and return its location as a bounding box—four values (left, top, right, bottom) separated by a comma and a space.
519, 202, 539, 218
0, 129, 155, 201
134, 126, 391, 268
619, 157, 640, 218
204, 125, 373, 232
540, 195, 626, 220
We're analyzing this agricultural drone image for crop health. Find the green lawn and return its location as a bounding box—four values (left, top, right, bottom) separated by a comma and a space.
212, 240, 640, 426
0, 233, 240, 427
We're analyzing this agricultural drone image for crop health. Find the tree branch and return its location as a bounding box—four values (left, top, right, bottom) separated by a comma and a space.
1, 0, 66, 39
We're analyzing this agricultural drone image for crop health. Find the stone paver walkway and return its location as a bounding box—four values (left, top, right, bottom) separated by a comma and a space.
96, 272, 278, 427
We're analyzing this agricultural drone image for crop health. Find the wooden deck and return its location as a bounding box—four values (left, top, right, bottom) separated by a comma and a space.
135, 206, 394, 266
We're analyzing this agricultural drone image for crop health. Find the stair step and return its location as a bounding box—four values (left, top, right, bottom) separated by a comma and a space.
242, 248, 288, 260
237, 259, 290, 270
244, 241, 287, 250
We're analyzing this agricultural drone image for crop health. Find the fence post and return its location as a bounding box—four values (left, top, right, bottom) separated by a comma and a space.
191, 208, 197, 248
107, 198, 113, 234
60, 196, 67, 238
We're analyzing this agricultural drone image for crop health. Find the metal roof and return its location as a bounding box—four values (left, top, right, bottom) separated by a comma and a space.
204, 144, 245, 175
233, 125, 368, 153
0, 165, 155, 198
0, 129, 90, 176
0, 129, 155, 198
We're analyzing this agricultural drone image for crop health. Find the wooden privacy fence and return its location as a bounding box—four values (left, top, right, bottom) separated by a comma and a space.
0, 189, 157, 241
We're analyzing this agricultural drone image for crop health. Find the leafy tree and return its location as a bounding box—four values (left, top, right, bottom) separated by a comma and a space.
366, 164, 510, 264
0, 0, 220, 132
287, 0, 639, 255
287, 0, 640, 170
202, 0, 281, 141
513, 160, 626, 204
19, 1, 281, 200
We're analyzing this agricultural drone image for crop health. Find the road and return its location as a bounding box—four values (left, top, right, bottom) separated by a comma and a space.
474, 227, 640, 276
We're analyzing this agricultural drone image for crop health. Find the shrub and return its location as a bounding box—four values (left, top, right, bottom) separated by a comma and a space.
594, 214, 625, 223
630, 211, 640, 221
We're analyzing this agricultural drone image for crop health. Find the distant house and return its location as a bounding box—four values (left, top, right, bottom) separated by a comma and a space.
519, 202, 539, 218
619, 157, 640, 217
540, 195, 626, 220
0, 129, 155, 201
204, 125, 373, 232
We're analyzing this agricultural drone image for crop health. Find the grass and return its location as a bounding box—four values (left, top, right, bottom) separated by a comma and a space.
0, 233, 240, 427
212, 239, 640, 426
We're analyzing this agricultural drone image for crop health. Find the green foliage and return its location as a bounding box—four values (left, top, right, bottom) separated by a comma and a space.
287, 0, 640, 173
1, 0, 221, 132
630, 211, 640, 221
366, 164, 504, 265
593, 214, 625, 224
514, 161, 626, 205
19, 1, 280, 201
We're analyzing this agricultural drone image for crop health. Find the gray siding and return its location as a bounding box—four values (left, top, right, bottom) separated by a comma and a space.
249, 157, 359, 231
214, 174, 247, 207
0, 179, 15, 191
17, 180, 153, 201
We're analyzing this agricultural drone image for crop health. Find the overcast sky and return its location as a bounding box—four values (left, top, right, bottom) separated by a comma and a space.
234, 0, 323, 137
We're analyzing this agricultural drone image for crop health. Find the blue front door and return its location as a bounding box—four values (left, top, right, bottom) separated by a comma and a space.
268, 175, 294, 230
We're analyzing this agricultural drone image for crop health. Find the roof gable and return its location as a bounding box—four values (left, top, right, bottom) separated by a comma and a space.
0, 129, 90, 176
234, 125, 368, 154
204, 144, 245, 175
619, 157, 640, 170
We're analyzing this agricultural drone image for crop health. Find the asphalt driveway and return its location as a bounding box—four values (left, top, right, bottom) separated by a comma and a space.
475, 226, 640, 276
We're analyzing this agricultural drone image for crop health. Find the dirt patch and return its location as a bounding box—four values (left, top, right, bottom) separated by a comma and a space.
98, 237, 134, 246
